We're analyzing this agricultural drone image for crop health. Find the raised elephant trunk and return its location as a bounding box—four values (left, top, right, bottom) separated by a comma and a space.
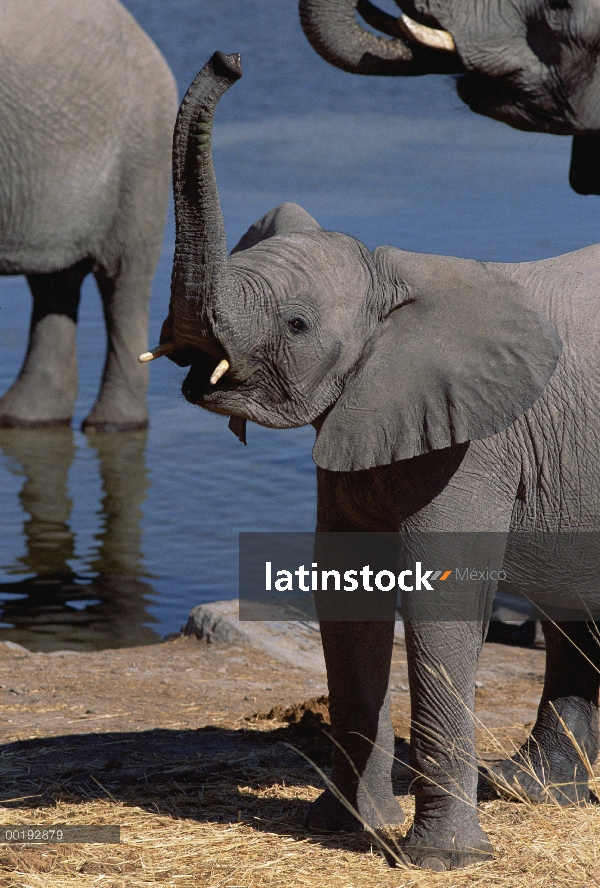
299, 0, 461, 76
142, 52, 242, 364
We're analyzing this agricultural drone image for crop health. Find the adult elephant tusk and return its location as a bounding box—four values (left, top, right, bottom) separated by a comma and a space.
397, 13, 456, 52
138, 341, 177, 362
210, 359, 229, 384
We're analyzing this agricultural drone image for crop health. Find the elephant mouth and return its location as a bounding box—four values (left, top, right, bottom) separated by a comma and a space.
457, 72, 569, 134
457, 72, 530, 125
181, 352, 243, 410
181, 351, 310, 430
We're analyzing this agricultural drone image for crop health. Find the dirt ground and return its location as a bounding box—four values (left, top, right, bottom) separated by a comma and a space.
0, 628, 599, 887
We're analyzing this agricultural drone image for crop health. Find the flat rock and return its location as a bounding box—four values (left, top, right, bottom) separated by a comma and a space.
0, 640, 29, 653
183, 599, 403, 671
184, 599, 325, 671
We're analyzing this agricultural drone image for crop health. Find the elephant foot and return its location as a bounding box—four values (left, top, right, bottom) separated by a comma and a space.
485, 696, 596, 806
486, 747, 589, 805
0, 414, 71, 429
400, 814, 493, 871
82, 417, 149, 433
82, 399, 149, 434
0, 385, 74, 429
305, 786, 404, 832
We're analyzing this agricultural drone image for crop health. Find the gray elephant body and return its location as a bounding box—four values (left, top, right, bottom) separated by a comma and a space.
312, 248, 600, 867
159, 55, 600, 871
299, 0, 600, 194
227, 229, 600, 871
323, 243, 600, 536
0, 0, 178, 430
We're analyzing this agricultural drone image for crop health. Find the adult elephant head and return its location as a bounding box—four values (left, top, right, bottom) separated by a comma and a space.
299, 0, 600, 195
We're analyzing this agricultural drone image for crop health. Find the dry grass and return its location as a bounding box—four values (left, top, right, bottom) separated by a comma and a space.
1, 632, 600, 887
1, 742, 600, 888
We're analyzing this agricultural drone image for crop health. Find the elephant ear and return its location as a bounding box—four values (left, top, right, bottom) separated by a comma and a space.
230, 202, 321, 253
313, 247, 563, 472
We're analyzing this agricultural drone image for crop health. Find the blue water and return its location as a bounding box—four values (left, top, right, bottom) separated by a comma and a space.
0, 0, 597, 649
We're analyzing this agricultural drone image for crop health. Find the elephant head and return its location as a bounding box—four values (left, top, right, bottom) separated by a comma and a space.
149, 53, 562, 471
299, 0, 600, 194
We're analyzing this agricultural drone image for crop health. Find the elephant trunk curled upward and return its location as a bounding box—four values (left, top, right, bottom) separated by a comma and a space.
299, 0, 600, 195
0, 0, 178, 432
155, 54, 600, 871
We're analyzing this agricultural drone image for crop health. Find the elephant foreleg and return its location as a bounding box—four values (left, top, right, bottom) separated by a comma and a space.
400, 619, 493, 871
305, 620, 405, 831
0, 262, 89, 427
489, 620, 599, 804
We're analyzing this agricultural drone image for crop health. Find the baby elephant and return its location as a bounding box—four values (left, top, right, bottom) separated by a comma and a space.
150, 53, 600, 871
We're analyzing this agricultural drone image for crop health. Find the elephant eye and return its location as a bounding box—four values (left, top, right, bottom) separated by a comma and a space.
287, 317, 309, 334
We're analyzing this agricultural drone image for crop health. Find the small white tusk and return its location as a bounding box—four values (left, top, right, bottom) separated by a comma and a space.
397, 13, 456, 52
210, 359, 230, 385
138, 342, 176, 363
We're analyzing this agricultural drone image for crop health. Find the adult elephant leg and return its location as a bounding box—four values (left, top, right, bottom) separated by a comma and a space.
489, 621, 599, 804
0, 261, 90, 427
401, 619, 493, 870
81, 137, 169, 435
305, 619, 405, 831
82, 254, 152, 433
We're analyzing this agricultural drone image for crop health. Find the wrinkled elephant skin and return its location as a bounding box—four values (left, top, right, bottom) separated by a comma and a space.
158, 55, 600, 872
299, 0, 600, 194
0, 0, 178, 432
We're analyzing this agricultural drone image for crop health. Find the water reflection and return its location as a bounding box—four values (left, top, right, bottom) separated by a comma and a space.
0, 428, 159, 651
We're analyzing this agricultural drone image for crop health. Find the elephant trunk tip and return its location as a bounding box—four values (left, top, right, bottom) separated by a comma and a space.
211, 51, 242, 81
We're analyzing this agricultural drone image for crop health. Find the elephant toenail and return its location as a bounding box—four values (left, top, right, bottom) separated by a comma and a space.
421, 856, 448, 872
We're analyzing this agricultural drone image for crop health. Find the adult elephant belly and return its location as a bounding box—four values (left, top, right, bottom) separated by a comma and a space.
0, 0, 177, 431
0, 0, 130, 275
0, 132, 123, 276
